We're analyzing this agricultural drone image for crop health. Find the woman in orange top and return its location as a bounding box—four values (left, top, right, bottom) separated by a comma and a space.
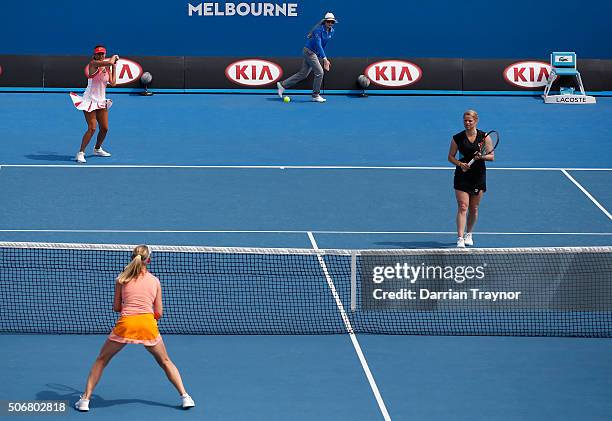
75, 245, 195, 411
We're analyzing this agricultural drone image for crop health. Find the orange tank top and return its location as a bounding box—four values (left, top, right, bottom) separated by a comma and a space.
119, 272, 160, 316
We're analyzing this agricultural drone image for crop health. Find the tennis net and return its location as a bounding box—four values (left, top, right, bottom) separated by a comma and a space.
1, 242, 611, 337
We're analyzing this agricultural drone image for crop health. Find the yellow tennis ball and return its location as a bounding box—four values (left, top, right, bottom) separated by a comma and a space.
283, 96, 291, 103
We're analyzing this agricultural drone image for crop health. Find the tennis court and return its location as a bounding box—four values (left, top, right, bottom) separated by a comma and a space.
1, 93, 611, 420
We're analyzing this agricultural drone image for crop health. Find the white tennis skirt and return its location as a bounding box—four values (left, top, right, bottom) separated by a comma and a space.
69, 92, 113, 112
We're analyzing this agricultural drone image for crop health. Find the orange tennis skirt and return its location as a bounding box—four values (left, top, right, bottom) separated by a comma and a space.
108, 313, 162, 346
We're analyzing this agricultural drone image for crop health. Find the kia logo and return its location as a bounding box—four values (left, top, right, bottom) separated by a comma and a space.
503, 61, 551, 88
364, 60, 422, 87
83, 58, 143, 86
225, 59, 283, 86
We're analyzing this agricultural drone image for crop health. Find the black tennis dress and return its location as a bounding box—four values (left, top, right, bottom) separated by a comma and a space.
453, 129, 486, 195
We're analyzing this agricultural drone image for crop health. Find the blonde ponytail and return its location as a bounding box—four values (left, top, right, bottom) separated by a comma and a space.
117, 245, 151, 284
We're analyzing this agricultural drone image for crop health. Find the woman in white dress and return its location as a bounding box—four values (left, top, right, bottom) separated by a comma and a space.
70, 45, 118, 163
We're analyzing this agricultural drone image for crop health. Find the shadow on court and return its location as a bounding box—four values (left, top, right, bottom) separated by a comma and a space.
36, 384, 182, 411
25, 153, 75, 162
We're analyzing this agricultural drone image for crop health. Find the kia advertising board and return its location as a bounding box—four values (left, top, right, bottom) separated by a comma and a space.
1, 55, 609, 92
362, 58, 462, 91
365, 60, 422, 87
225, 59, 282, 86
503, 61, 551, 88
463, 58, 602, 92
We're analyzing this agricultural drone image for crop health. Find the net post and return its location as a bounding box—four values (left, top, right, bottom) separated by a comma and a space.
351, 250, 357, 312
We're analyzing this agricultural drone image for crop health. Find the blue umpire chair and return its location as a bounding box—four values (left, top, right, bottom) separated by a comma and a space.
543, 52, 586, 97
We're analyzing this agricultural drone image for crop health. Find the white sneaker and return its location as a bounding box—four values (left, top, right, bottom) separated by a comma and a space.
464, 233, 473, 246
457, 237, 465, 248
312, 95, 327, 103
93, 147, 111, 157
75, 396, 90, 412
181, 394, 195, 409
76, 151, 86, 164
276, 82, 285, 99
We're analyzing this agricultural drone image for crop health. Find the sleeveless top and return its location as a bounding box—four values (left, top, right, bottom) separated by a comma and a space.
453, 129, 486, 171
119, 272, 160, 316
82, 65, 110, 103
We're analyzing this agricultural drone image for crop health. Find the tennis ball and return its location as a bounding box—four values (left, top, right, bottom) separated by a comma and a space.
283, 96, 291, 103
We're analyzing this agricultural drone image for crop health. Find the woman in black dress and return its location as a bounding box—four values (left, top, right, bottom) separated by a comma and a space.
447, 110, 495, 247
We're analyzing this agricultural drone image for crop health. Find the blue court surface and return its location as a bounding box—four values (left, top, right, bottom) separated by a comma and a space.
1, 93, 611, 420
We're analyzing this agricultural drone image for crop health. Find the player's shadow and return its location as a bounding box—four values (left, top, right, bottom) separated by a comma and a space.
37, 383, 182, 411
374, 241, 456, 249
25, 152, 76, 162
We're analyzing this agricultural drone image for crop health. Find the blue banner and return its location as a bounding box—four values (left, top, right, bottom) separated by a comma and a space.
2, 1, 611, 58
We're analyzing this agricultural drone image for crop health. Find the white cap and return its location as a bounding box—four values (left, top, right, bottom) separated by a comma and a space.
323, 12, 338, 23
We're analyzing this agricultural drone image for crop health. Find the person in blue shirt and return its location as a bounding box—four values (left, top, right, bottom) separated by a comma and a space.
277, 12, 337, 103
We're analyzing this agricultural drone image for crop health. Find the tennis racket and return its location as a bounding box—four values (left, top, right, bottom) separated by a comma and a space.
463, 130, 500, 171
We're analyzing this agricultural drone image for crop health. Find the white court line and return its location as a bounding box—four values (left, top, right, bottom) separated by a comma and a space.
0, 229, 610, 235
0, 164, 611, 171
307, 232, 391, 421
561, 169, 612, 220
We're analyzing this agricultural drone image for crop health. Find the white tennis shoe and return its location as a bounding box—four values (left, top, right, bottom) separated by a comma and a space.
75, 151, 86, 164
181, 394, 195, 409
464, 233, 473, 246
74, 396, 90, 411
457, 237, 466, 248
312, 95, 327, 103
93, 147, 111, 157
276, 82, 285, 99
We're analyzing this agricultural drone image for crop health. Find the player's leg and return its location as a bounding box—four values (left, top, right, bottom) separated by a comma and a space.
93, 109, 111, 156
76, 111, 98, 163
455, 189, 470, 247
75, 339, 126, 411
145, 339, 195, 408
465, 191, 484, 245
